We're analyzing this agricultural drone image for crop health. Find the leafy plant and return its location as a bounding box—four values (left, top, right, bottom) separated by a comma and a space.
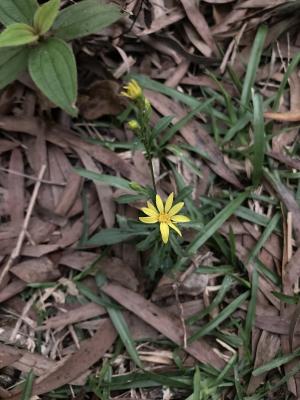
0, 0, 122, 115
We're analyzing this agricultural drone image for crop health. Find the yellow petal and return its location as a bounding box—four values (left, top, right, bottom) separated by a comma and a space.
165, 192, 174, 213
168, 222, 182, 236
147, 201, 158, 213
141, 207, 158, 217
160, 222, 169, 244
121, 91, 130, 98
139, 216, 158, 224
168, 202, 184, 217
156, 194, 164, 213
171, 215, 190, 223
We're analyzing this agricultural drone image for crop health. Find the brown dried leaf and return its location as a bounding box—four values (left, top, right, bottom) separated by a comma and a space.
264, 111, 300, 121
101, 282, 225, 369
7, 319, 117, 399
10, 257, 60, 283
37, 303, 106, 331
78, 80, 125, 120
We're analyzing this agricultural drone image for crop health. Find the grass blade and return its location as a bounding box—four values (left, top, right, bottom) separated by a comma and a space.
240, 25, 267, 112
21, 370, 34, 400
251, 91, 265, 186
188, 291, 249, 342
188, 191, 249, 255
75, 168, 132, 190
252, 347, 300, 376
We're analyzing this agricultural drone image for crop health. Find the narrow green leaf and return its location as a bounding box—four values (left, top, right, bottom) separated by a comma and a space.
28, 38, 77, 116
75, 168, 132, 190
246, 212, 281, 264
100, 291, 143, 368
21, 370, 35, 400
86, 228, 146, 246
34, 0, 60, 35
244, 267, 258, 346
160, 98, 216, 146
0, 0, 38, 26
240, 25, 268, 112
152, 115, 174, 140
272, 51, 300, 111
0, 23, 38, 47
252, 347, 300, 376
187, 276, 233, 324
188, 191, 249, 255
0, 46, 28, 89
53, 0, 121, 41
76, 282, 120, 309
251, 91, 265, 186
192, 367, 201, 400
188, 291, 249, 342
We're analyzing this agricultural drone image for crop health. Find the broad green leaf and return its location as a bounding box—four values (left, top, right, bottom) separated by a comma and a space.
240, 25, 267, 112
28, 38, 78, 116
52, 0, 121, 41
0, 0, 38, 26
0, 23, 38, 48
251, 91, 265, 186
0, 47, 28, 89
34, 0, 60, 35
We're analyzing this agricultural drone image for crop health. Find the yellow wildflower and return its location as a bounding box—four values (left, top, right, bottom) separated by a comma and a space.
139, 193, 190, 244
121, 79, 143, 100
128, 119, 140, 131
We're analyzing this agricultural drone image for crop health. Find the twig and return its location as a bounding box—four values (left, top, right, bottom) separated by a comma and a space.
0, 166, 65, 186
0, 164, 46, 287
172, 283, 187, 349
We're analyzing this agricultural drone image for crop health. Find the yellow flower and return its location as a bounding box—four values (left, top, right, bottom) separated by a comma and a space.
139, 193, 190, 244
128, 119, 140, 130
121, 79, 143, 100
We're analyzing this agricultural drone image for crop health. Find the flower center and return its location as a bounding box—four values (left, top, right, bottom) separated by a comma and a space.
158, 213, 170, 223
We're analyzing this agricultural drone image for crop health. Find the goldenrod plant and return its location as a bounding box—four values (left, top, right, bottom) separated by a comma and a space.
0, 0, 122, 115
76, 79, 192, 278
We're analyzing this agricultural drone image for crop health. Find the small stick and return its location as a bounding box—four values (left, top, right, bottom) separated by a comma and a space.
172, 283, 187, 349
0, 164, 46, 286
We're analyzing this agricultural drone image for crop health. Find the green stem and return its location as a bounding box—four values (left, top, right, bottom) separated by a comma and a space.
147, 153, 157, 192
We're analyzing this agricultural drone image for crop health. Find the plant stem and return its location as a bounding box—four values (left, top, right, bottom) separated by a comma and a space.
147, 153, 157, 192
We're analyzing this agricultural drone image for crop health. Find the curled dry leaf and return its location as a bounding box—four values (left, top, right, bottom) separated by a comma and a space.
78, 80, 125, 120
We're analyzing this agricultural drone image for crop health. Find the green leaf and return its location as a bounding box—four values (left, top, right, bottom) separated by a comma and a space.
160, 97, 216, 146
187, 191, 249, 255
252, 347, 300, 376
85, 228, 146, 246
28, 37, 78, 116
100, 290, 143, 368
189, 291, 250, 342
0, 23, 38, 48
0, 0, 38, 26
192, 367, 201, 400
240, 25, 268, 112
272, 51, 300, 111
75, 168, 132, 190
52, 0, 121, 41
20, 370, 35, 400
33, 0, 60, 35
251, 91, 265, 186
0, 46, 28, 89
